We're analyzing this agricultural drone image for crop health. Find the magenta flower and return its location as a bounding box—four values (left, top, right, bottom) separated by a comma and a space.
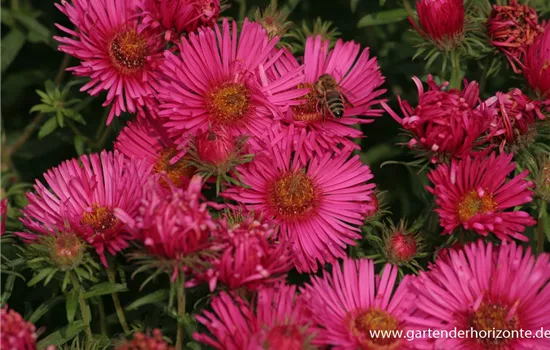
1, 198, 7, 235
54, 0, 165, 124
301, 258, 418, 349
223, 131, 376, 273
412, 0, 465, 49
194, 283, 315, 349
205, 213, 292, 291
195, 127, 237, 168
408, 240, 550, 349
271, 37, 386, 162
157, 19, 306, 143
1, 306, 37, 350
20, 151, 150, 266
116, 175, 219, 281
383, 75, 492, 163
137, 0, 221, 39
524, 22, 550, 99
115, 117, 195, 188
484, 88, 545, 152
427, 153, 536, 241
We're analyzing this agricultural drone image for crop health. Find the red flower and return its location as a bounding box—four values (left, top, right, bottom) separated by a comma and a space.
1, 306, 37, 350
115, 329, 174, 350
412, 0, 465, 49
524, 22, 550, 99
488, 0, 544, 73
1, 198, 7, 235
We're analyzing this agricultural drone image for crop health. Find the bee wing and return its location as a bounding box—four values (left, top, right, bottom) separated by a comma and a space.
332, 69, 356, 107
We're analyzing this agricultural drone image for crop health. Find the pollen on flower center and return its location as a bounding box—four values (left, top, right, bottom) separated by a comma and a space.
268, 172, 316, 219
81, 204, 118, 234
457, 189, 497, 222
206, 82, 250, 125
109, 28, 149, 73
265, 325, 304, 350
470, 302, 519, 346
291, 84, 323, 122
153, 148, 195, 187
351, 308, 401, 348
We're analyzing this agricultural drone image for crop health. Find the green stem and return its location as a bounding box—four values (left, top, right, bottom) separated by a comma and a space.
175, 274, 186, 350
449, 50, 462, 90
537, 200, 547, 255
107, 265, 131, 335
98, 297, 107, 336
238, 0, 246, 22
70, 273, 93, 345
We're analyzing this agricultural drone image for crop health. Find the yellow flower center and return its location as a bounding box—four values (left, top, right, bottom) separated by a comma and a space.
457, 189, 497, 222
206, 82, 250, 125
350, 308, 402, 349
268, 172, 316, 219
81, 204, 118, 234
470, 302, 519, 347
109, 28, 149, 74
153, 148, 195, 188
291, 84, 323, 122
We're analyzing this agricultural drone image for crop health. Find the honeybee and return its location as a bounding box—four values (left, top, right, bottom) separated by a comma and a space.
312, 74, 354, 120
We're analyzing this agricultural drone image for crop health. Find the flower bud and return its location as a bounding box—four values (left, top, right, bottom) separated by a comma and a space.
385, 231, 418, 264
413, 0, 465, 50
535, 157, 550, 202
196, 127, 236, 167
254, 5, 292, 41
50, 232, 85, 270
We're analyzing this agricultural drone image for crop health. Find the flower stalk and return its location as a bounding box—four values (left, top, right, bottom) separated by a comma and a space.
70, 272, 93, 345
107, 265, 131, 335
175, 274, 186, 350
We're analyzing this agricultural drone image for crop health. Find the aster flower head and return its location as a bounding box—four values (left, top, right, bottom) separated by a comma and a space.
488, 0, 544, 73
484, 88, 546, 152
194, 283, 315, 349
524, 22, 550, 99
534, 155, 550, 202
408, 240, 550, 349
427, 152, 536, 241
301, 258, 418, 349
254, 4, 293, 44
158, 18, 306, 143
411, 0, 465, 50
272, 36, 386, 162
116, 175, 220, 282
204, 212, 292, 292
382, 219, 424, 268
115, 329, 174, 350
115, 118, 195, 188
383, 75, 492, 163
20, 151, 150, 266
1, 306, 37, 350
223, 130, 376, 273
54, 0, 165, 124
1, 197, 7, 235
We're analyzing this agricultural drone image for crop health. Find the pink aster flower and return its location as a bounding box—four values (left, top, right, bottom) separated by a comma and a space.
411, 0, 465, 49
383, 75, 493, 163
484, 88, 545, 152
19, 151, 150, 266
301, 258, 418, 349
488, 0, 544, 73
194, 283, 315, 349
54, 0, 165, 124
157, 18, 306, 143
137, 0, 221, 40
1, 306, 37, 350
269, 37, 385, 162
116, 175, 219, 281
408, 240, 550, 349
204, 213, 292, 292
1, 198, 7, 235
115, 117, 195, 188
524, 22, 550, 99
223, 131, 376, 273
427, 152, 536, 241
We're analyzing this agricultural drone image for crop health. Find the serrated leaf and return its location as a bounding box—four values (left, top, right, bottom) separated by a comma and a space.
357, 9, 408, 28
66, 289, 78, 323
27, 267, 54, 286
125, 289, 168, 311
38, 117, 58, 139
83, 282, 127, 299
1, 29, 26, 73
37, 320, 85, 348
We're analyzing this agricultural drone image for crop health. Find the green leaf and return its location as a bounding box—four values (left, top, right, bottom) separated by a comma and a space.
29, 104, 56, 114
44, 80, 57, 95
74, 135, 86, 155
27, 267, 54, 286
12, 12, 51, 45
1, 275, 16, 305
1, 29, 26, 73
83, 282, 128, 299
379, 0, 387, 5
28, 296, 64, 323
357, 9, 408, 28
57, 109, 64, 127
37, 321, 85, 348
351, 0, 359, 13
125, 290, 168, 311
38, 117, 58, 139
66, 289, 78, 323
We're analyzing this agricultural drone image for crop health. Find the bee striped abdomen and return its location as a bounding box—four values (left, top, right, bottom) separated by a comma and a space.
326, 91, 345, 118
